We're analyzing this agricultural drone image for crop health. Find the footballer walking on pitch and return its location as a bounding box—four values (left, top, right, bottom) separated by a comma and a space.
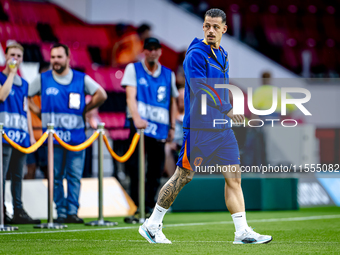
139, 8, 272, 244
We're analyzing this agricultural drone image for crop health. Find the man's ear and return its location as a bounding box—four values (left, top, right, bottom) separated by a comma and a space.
223, 25, 228, 34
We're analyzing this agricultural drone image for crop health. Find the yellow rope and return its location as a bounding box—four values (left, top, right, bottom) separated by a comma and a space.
3, 132, 48, 154
53, 131, 99, 151
3, 128, 138, 160
103, 133, 140, 163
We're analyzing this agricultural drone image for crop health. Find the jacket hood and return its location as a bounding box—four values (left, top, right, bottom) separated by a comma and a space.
186, 37, 227, 56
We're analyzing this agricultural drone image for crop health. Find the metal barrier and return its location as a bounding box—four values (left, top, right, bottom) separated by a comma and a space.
85, 123, 117, 226
103, 128, 145, 222
0, 122, 144, 231
34, 124, 67, 229
138, 129, 145, 223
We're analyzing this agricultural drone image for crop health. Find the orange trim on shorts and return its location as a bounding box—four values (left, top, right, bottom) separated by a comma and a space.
182, 140, 192, 171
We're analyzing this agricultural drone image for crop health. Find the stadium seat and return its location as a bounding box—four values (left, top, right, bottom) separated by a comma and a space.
86, 67, 125, 93
159, 44, 179, 71
98, 112, 130, 140
319, 42, 337, 72
98, 112, 126, 129
108, 129, 130, 140
52, 25, 111, 48
281, 45, 301, 73
3, 1, 61, 25
0, 1, 8, 21
0, 0, 180, 143
41, 43, 93, 68
40, 43, 52, 62
0, 22, 40, 44
68, 46, 93, 68
183, 0, 340, 77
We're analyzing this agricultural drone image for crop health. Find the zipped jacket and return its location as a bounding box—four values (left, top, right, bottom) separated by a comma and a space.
183, 37, 232, 130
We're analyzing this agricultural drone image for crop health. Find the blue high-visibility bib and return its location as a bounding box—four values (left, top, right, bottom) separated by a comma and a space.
134, 62, 172, 140
0, 72, 30, 147
41, 70, 86, 145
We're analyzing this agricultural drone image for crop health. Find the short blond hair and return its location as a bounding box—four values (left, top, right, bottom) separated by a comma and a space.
5, 43, 24, 54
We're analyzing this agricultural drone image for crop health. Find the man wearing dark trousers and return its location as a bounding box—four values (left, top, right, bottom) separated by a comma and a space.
121, 38, 178, 222
29, 43, 107, 223
0, 43, 40, 224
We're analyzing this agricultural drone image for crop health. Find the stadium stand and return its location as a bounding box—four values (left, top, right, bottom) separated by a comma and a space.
0, 0, 180, 141
170, 0, 340, 164
171, 0, 340, 78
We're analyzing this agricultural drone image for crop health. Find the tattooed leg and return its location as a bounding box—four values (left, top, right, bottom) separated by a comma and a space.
157, 166, 194, 209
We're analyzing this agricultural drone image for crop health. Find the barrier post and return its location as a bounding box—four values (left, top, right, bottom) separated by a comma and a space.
34, 123, 67, 229
86, 123, 117, 226
138, 129, 145, 223
0, 123, 18, 231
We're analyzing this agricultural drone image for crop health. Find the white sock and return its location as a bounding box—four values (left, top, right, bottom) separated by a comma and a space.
231, 212, 249, 234
147, 204, 168, 227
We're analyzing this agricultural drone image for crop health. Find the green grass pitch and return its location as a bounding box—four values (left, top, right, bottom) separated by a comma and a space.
0, 206, 339, 254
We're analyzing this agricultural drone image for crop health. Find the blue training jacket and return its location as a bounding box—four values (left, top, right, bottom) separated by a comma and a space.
183, 38, 232, 130
0, 72, 30, 147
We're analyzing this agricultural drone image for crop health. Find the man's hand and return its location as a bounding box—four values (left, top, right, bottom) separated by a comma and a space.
7, 58, 18, 75
84, 87, 107, 114
227, 108, 245, 124
30, 136, 36, 146
166, 128, 175, 142
133, 117, 148, 129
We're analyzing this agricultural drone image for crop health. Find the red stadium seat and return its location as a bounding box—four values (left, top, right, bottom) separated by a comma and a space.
98, 112, 130, 140
319, 43, 337, 71
86, 67, 125, 93
0, 22, 40, 44
41, 43, 93, 69
98, 112, 126, 129
53, 25, 110, 48
264, 27, 286, 47
69, 46, 92, 68
40, 43, 52, 61
3, 1, 61, 25
281, 45, 300, 72
159, 44, 178, 71
108, 129, 130, 141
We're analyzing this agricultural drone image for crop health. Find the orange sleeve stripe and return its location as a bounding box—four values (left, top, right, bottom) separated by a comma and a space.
182, 140, 192, 171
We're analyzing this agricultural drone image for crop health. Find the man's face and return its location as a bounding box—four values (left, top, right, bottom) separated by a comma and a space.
203, 16, 227, 47
144, 46, 162, 65
50, 47, 69, 74
6, 48, 23, 66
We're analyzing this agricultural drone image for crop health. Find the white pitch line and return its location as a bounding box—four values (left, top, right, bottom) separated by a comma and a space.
0, 214, 339, 236
4, 239, 340, 244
